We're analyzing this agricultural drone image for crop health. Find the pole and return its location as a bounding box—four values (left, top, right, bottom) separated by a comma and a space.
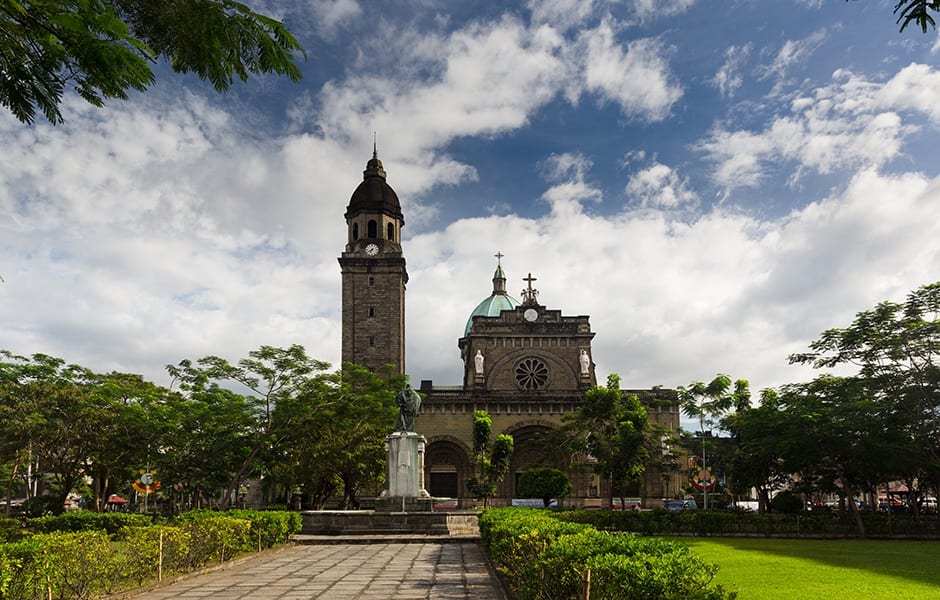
702, 433, 707, 510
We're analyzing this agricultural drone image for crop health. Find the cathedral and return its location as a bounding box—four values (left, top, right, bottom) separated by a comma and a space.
339, 151, 681, 508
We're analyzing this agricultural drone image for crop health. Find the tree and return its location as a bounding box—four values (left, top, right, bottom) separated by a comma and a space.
466, 410, 513, 508
268, 363, 400, 509
0, 0, 304, 125
771, 375, 913, 537
563, 374, 652, 508
892, 0, 940, 32
0, 352, 171, 513
166, 344, 329, 509
679, 374, 744, 509
722, 389, 791, 512
517, 467, 571, 507
789, 281, 940, 517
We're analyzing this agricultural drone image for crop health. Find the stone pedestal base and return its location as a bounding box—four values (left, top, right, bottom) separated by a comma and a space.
374, 496, 434, 512
382, 431, 430, 500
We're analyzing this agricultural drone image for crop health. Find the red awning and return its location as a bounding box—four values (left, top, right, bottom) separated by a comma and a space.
107, 494, 128, 504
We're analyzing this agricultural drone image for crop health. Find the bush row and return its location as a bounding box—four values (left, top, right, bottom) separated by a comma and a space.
0, 510, 301, 600
26, 511, 154, 536
479, 508, 736, 600
554, 509, 940, 537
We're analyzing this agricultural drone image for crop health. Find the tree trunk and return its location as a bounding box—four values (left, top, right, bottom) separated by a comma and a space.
840, 477, 865, 539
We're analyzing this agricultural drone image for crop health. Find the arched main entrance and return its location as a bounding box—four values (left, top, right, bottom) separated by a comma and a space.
423, 438, 472, 500
500, 424, 568, 499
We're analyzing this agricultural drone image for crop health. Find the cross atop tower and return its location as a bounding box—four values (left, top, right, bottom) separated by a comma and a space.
521, 272, 539, 305
494, 251, 504, 266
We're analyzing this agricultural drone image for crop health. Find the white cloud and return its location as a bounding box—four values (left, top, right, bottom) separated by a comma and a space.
700, 66, 924, 194
407, 164, 940, 397
310, 0, 362, 36
2, 0, 938, 420
758, 28, 828, 83
877, 62, 940, 123
313, 16, 568, 196
713, 44, 751, 99
577, 20, 683, 120
527, 0, 596, 31
626, 161, 698, 208
631, 0, 697, 23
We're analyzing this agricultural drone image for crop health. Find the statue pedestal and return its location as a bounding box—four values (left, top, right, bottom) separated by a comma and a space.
377, 431, 430, 512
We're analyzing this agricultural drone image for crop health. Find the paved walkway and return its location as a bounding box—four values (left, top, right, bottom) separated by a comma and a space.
135, 542, 504, 599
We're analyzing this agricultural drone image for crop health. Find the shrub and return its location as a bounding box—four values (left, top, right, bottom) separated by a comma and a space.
226, 509, 301, 549
172, 510, 252, 567
517, 468, 572, 507
0, 518, 24, 543
26, 511, 153, 536
771, 491, 804, 514
117, 525, 192, 585
480, 508, 735, 600
0, 531, 116, 600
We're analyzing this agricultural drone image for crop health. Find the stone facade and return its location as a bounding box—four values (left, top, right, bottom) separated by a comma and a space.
338, 153, 683, 508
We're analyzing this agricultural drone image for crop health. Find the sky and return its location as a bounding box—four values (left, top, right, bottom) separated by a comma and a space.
2, 0, 939, 419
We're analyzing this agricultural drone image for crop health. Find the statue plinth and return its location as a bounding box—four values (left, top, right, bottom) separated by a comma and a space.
376, 431, 431, 512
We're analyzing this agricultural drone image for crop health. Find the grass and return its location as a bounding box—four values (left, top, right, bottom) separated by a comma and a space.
674, 537, 940, 599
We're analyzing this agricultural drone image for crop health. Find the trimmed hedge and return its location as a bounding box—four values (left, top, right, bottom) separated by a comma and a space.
26, 511, 153, 537
0, 519, 23, 544
554, 508, 940, 537
0, 509, 302, 600
0, 530, 116, 600
479, 508, 735, 600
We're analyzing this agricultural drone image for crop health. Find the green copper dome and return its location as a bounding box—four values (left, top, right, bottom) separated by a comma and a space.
464, 264, 520, 335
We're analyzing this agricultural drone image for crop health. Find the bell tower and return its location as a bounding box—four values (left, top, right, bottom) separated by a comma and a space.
338, 148, 408, 374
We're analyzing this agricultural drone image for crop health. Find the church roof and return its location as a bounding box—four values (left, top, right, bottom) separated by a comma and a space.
464, 263, 520, 335
345, 149, 404, 222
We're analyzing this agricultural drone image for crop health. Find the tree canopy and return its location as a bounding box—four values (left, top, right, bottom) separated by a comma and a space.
0, 0, 304, 124
716, 280, 939, 534
562, 374, 654, 507
893, 0, 940, 32
0, 345, 400, 514
466, 410, 513, 507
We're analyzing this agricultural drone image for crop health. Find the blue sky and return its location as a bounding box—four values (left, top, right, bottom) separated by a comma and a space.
1, 0, 939, 412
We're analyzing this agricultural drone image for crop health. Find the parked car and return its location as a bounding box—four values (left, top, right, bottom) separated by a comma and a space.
666, 499, 697, 511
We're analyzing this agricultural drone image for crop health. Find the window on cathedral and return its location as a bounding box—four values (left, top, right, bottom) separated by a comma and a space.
369, 336, 375, 347
368, 219, 377, 238
515, 357, 549, 390
368, 306, 375, 317
368, 276, 375, 286
352, 223, 359, 240
387, 223, 394, 240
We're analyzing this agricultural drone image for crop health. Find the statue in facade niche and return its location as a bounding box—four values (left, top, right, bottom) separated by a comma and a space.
474, 350, 484, 375
580, 349, 590, 376
394, 384, 422, 432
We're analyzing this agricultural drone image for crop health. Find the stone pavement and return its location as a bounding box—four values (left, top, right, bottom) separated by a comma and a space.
133, 541, 504, 599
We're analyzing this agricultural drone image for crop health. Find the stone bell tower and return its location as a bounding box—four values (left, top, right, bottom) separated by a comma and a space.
338, 148, 407, 374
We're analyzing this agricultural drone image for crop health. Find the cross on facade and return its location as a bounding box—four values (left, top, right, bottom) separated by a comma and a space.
522, 272, 539, 304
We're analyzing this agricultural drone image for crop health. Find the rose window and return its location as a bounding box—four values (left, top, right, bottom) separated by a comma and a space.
515, 357, 549, 390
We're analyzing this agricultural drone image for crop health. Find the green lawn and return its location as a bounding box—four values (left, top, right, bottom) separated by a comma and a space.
675, 537, 940, 599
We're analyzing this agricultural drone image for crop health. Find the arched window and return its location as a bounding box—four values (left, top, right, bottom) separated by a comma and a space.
352, 223, 359, 240
387, 223, 395, 241
367, 219, 377, 238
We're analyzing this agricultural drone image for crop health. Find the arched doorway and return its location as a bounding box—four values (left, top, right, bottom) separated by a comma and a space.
500, 424, 567, 499
424, 438, 472, 500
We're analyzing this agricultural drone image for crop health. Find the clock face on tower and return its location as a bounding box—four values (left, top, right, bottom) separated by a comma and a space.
365, 243, 379, 256
523, 308, 538, 322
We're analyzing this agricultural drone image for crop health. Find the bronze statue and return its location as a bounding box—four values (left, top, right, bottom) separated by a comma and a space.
394, 384, 422, 432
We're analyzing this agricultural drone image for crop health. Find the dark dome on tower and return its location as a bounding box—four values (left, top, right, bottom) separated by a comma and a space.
345, 150, 404, 223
